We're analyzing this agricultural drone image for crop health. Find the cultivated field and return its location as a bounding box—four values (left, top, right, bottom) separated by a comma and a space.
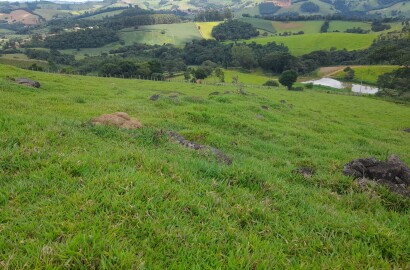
0, 9, 41, 25
1, 64, 409, 268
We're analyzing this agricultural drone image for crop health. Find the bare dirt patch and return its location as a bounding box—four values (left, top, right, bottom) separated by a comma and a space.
1, 10, 40, 25
91, 112, 142, 129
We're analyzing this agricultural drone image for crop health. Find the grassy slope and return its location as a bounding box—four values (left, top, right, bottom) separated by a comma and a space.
1, 65, 410, 268
195, 21, 222, 39
120, 23, 202, 46
331, 66, 400, 85
272, 20, 324, 34
238, 17, 277, 33
239, 33, 378, 56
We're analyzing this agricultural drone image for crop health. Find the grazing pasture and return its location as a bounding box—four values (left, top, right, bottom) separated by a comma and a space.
0, 64, 409, 268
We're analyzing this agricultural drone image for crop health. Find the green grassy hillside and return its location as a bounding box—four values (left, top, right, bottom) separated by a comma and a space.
1, 65, 410, 268
120, 23, 202, 46
331, 65, 400, 85
239, 33, 379, 56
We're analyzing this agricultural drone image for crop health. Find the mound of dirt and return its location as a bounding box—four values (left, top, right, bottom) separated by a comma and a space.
168, 131, 232, 165
91, 112, 142, 129
344, 155, 410, 197
15, 78, 40, 88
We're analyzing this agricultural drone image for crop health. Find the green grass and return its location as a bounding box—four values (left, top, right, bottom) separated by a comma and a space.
120, 23, 202, 46
238, 17, 276, 33
208, 69, 277, 85
328, 21, 372, 32
332, 65, 400, 85
195, 21, 222, 39
240, 33, 379, 56
0, 54, 48, 69
1, 64, 410, 268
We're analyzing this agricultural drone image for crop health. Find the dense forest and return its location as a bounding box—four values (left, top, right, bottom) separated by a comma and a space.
211, 20, 259, 41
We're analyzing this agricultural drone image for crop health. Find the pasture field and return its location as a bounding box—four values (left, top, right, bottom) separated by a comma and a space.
206, 69, 276, 85
238, 17, 276, 33
0, 55, 48, 69
195, 21, 222, 39
1, 64, 410, 268
328, 21, 372, 32
33, 9, 71, 20
120, 23, 202, 46
272, 20, 324, 34
239, 33, 379, 56
331, 65, 400, 85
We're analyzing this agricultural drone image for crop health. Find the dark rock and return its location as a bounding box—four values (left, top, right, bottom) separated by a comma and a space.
150, 94, 160, 101
344, 155, 410, 197
404, 128, 410, 133
280, 100, 286, 104
168, 131, 232, 165
15, 78, 40, 88
295, 167, 315, 178
209, 91, 220, 96
261, 105, 269, 110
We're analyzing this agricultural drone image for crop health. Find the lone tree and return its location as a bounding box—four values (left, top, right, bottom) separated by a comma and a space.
279, 70, 298, 90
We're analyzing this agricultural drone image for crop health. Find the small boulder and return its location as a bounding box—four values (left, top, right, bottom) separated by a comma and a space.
261, 105, 269, 110
209, 91, 220, 96
344, 155, 410, 185
15, 78, 40, 88
404, 128, 410, 133
91, 112, 142, 129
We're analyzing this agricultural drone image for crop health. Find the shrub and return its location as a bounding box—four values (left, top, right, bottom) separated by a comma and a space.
263, 80, 279, 87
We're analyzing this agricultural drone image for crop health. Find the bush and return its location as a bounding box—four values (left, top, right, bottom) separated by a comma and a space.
263, 80, 279, 87
305, 83, 313, 89
291, 86, 304, 91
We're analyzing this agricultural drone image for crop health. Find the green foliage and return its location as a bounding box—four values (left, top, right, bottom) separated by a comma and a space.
263, 79, 279, 87
300, 2, 320, 13
320, 20, 330, 33
279, 70, 298, 90
44, 28, 119, 49
212, 20, 258, 41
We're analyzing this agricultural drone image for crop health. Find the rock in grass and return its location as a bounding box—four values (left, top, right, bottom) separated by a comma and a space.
404, 128, 410, 133
150, 94, 160, 101
15, 78, 41, 88
344, 155, 410, 197
168, 131, 232, 165
91, 112, 142, 129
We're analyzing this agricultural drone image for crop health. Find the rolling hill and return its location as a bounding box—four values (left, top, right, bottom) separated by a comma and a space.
1, 64, 410, 268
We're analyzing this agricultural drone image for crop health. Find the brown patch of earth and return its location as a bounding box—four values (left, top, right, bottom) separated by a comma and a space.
91, 112, 142, 129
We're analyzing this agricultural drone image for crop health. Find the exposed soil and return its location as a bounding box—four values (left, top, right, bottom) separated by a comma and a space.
344, 155, 410, 197
168, 131, 232, 165
91, 112, 142, 129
